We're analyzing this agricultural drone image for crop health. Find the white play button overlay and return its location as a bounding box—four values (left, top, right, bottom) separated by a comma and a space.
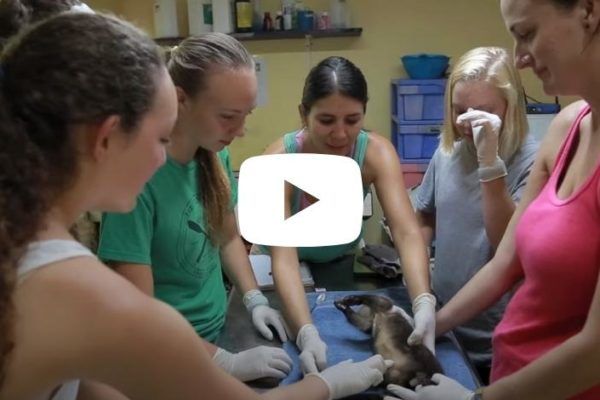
285, 180, 320, 221
238, 154, 363, 247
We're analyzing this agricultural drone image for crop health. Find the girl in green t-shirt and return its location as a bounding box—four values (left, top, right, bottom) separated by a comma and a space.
99, 33, 294, 382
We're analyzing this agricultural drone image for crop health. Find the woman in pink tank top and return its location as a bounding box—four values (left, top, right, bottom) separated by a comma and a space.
386, 1, 600, 399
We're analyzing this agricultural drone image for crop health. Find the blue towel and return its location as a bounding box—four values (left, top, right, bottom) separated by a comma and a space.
281, 288, 479, 395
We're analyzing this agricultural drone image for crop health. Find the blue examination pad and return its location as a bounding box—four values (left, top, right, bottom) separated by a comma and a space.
280, 288, 479, 394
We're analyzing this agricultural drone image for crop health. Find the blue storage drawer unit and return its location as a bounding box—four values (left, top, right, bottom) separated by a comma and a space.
392, 122, 442, 163
391, 79, 447, 124
391, 78, 446, 163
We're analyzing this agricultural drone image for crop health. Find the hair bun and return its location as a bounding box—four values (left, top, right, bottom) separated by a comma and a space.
0, 0, 32, 43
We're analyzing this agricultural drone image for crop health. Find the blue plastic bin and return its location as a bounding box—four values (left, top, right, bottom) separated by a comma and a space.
392, 79, 446, 123
401, 54, 449, 79
392, 122, 441, 163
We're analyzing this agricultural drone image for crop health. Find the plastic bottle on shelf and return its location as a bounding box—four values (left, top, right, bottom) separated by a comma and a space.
298, 9, 314, 32
281, 0, 293, 30
281, 0, 293, 13
275, 11, 284, 31
329, 0, 349, 29
293, 0, 305, 30
234, 0, 253, 32
317, 11, 330, 30
262, 11, 273, 31
252, 0, 262, 31
283, 8, 292, 30
341, 0, 351, 28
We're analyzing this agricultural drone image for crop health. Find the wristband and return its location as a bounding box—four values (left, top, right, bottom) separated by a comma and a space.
478, 158, 507, 182
242, 289, 269, 312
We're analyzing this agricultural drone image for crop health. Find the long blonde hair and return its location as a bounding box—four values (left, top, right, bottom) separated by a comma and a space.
440, 47, 528, 160
167, 33, 254, 241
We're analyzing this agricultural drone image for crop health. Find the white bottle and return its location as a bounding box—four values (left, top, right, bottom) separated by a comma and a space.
281, 0, 293, 30
329, 0, 349, 29
281, 0, 293, 13
188, 0, 213, 35
340, 0, 351, 28
154, 0, 179, 38
253, 0, 262, 31
283, 10, 292, 30
212, 0, 233, 33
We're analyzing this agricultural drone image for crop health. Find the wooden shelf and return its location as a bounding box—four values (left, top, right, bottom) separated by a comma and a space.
155, 27, 362, 46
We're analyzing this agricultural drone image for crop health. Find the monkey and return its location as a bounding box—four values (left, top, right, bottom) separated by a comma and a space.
334, 294, 443, 387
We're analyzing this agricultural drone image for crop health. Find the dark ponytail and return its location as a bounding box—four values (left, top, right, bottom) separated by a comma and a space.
0, 85, 48, 387
0, 12, 163, 387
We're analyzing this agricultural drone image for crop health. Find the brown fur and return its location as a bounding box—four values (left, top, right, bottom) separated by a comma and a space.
334, 294, 443, 387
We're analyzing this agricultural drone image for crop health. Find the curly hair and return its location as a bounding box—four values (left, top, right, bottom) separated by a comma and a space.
0, 12, 163, 387
0, 0, 81, 48
167, 33, 254, 242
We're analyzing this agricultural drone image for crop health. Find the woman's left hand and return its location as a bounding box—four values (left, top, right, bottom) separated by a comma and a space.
384, 374, 475, 400
244, 289, 290, 342
251, 304, 290, 342
407, 293, 436, 354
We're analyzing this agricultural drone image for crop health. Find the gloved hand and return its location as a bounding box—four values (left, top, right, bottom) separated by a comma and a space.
407, 293, 436, 354
456, 108, 507, 182
296, 323, 328, 374
243, 289, 289, 342
311, 355, 394, 400
384, 373, 475, 400
456, 108, 502, 166
212, 346, 293, 382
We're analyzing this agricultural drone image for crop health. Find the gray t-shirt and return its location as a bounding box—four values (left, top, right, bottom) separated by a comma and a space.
414, 134, 538, 365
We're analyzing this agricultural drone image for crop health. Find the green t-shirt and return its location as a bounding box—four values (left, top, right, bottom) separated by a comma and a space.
98, 149, 238, 342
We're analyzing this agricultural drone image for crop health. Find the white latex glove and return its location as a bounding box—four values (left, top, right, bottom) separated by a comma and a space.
407, 293, 436, 355
311, 355, 394, 400
456, 108, 502, 166
243, 289, 289, 342
212, 346, 293, 382
296, 323, 328, 374
456, 108, 507, 182
384, 373, 475, 400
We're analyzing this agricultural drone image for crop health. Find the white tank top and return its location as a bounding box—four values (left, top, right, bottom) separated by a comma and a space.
18, 240, 95, 400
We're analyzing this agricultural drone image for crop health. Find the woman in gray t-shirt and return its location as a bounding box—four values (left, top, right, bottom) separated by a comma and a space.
414, 47, 539, 383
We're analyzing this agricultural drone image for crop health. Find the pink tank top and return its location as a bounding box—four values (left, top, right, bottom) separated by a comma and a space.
491, 105, 600, 399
